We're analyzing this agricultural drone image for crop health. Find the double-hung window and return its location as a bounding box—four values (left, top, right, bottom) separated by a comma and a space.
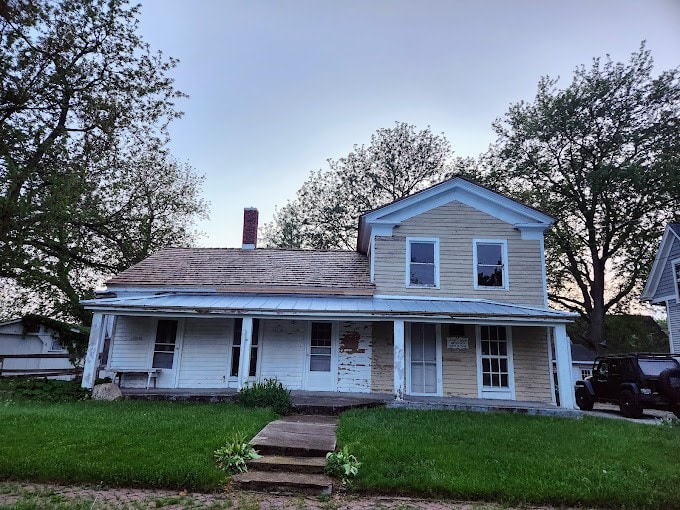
406, 238, 439, 288
473, 240, 508, 290
230, 318, 259, 378
674, 260, 680, 303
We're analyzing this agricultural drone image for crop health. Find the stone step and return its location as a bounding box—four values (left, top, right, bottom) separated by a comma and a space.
232, 470, 333, 495
250, 419, 336, 457
248, 455, 327, 474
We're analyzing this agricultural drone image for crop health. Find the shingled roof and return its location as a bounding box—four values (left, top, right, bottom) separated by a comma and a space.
106, 248, 374, 296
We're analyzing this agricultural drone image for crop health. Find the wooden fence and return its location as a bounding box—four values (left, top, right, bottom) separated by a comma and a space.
0, 353, 82, 378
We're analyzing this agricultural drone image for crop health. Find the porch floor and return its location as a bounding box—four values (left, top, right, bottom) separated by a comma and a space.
119, 388, 579, 417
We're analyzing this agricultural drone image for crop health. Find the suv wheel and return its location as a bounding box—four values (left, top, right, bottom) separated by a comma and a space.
619, 390, 643, 419
575, 387, 594, 411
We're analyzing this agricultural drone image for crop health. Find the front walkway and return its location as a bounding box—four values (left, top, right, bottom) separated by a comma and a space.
0, 481, 574, 509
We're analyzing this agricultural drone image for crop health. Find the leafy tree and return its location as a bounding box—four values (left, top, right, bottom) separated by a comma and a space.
0, 0, 207, 323
263, 122, 454, 249
488, 43, 680, 351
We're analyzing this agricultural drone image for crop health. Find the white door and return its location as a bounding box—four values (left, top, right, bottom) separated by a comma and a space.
151, 319, 180, 387
305, 322, 337, 391
408, 323, 440, 395
477, 325, 514, 399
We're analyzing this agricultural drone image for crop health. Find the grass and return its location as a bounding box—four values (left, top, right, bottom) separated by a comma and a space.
0, 399, 276, 491
337, 408, 680, 509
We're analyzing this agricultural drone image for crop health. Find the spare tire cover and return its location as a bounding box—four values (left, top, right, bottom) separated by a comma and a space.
658, 368, 680, 401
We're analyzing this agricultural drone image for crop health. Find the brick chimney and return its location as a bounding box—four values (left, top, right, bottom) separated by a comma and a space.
242, 208, 258, 249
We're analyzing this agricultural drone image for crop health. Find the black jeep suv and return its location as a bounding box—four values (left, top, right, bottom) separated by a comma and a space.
574, 353, 680, 418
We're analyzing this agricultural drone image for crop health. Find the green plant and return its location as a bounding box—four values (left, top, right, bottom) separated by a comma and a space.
7, 378, 90, 402
214, 432, 261, 475
325, 446, 361, 487
235, 378, 293, 415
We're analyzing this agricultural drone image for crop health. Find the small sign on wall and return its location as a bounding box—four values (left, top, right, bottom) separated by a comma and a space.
447, 336, 469, 350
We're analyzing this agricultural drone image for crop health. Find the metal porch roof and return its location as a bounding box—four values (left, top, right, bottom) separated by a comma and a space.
82, 293, 575, 324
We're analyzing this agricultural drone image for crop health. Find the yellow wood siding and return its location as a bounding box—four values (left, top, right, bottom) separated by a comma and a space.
373, 201, 545, 306
370, 322, 393, 392
441, 324, 478, 397
512, 326, 553, 403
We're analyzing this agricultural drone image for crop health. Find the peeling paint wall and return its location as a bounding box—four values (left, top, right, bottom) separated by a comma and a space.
370, 321, 394, 392
337, 321, 372, 392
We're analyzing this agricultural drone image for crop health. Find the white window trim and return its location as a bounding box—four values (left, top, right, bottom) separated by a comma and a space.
475, 325, 515, 400
405, 322, 443, 397
147, 318, 184, 388
672, 257, 680, 304
473, 239, 509, 291
405, 237, 440, 289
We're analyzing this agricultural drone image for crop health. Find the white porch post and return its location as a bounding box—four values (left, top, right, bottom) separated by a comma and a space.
237, 317, 253, 390
553, 324, 575, 409
393, 319, 406, 400
81, 313, 105, 389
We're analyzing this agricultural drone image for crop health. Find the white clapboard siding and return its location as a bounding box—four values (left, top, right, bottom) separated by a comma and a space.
178, 318, 231, 388
668, 301, 680, 354
512, 326, 553, 403
108, 316, 154, 388
337, 321, 372, 393
259, 319, 306, 389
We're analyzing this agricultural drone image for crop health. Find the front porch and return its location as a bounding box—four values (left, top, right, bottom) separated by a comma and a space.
117, 388, 579, 417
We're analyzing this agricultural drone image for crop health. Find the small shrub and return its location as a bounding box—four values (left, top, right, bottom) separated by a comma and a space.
214, 432, 261, 475
7, 378, 90, 402
326, 446, 361, 488
235, 378, 293, 415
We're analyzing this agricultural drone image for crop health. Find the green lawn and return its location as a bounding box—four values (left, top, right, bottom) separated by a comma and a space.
0, 399, 276, 491
337, 408, 680, 509
2, 399, 679, 509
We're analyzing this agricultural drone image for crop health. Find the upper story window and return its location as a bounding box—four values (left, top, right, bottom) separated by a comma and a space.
406, 238, 439, 288
473, 240, 508, 290
674, 260, 680, 302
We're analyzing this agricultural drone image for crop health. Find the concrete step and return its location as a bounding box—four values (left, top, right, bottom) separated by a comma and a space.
248, 455, 327, 474
250, 418, 337, 457
232, 470, 333, 495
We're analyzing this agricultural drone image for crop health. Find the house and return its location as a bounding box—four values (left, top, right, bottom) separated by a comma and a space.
570, 344, 597, 383
80, 177, 577, 408
0, 317, 79, 378
641, 223, 680, 354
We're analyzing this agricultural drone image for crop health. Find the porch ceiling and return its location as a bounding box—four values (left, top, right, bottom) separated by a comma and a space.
81, 293, 576, 324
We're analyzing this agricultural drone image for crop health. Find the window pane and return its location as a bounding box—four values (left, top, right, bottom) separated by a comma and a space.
482, 341, 490, 355
310, 355, 331, 372
233, 318, 242, 346
491, 358, 499, 372
410, 264, 435, 286
251, 319, 259, 346
483, 373, 491, 386
482, 358, 490, 372
152, 352, 173, 369
477, 243, 503, 265
410, 242, 434, 263
500, 358, 508, 373
312, 322, 332, 341
230, 346, 240, 377
492, 374, 500, 386
499, 342, 507, 356
249, 346, 257, 377
311, 346, 331, 355
500, 374, 508, 387
477, 266, 503, 287
491, 341, 499, 355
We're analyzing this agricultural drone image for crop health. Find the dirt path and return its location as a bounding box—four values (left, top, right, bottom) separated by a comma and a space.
0, 481, 585, 510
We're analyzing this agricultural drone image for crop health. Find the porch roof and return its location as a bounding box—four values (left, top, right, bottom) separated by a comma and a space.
82, 293, 576, 324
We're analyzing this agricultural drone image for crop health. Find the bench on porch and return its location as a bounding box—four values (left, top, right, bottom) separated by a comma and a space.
109, 368, 160, 389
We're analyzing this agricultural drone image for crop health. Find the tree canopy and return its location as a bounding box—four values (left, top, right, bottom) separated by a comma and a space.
262, 122, 456, 249
0, 0, 207, 323
487, 43, 680, 350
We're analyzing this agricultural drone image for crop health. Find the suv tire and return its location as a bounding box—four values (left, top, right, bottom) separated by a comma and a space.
619, 390, 643, 419
658, 368, 680, 401
575, 387, 594, 411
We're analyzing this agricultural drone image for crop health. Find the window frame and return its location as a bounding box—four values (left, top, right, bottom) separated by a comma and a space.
405, 237, 440, 289
673, 258, 680, 304
473, 239, 509, 291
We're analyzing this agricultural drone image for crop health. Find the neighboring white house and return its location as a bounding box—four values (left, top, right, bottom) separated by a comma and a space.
80, 177, 578, 408
641, 224, 680, 354
0, 318, 75, 378
569, 344, 597, 384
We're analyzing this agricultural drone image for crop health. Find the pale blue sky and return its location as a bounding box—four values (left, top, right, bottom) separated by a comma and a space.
137, 0, 680, 248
